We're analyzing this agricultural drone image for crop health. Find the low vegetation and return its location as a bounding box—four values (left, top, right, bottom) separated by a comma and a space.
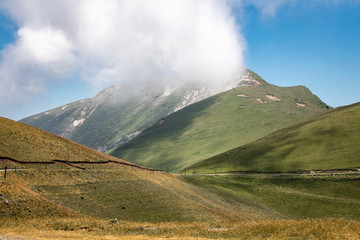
0, 166, 260, 223
184, 174, 360, 220
185, 102, 360, 174
1, 217, 360, 240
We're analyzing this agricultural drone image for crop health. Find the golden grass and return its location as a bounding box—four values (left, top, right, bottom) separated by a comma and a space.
2, 166, 360, 239
0, 171, 77, 219
0, 117, 126, 163
1, 217, 359, 240
0, 166, 264, 222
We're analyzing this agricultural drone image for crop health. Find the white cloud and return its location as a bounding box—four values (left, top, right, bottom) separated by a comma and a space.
0, 0, 245, 111
18, 27, 74, 64
241, 0, 360, 18
246, 0, 296, 18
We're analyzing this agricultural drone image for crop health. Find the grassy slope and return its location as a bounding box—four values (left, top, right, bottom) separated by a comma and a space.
187, 102, 360, 173
0, 117, 125, 163
0, 117, 264, 222
185, 174, 360, 220
110, 76, 329, 172
1, 166, 265, 222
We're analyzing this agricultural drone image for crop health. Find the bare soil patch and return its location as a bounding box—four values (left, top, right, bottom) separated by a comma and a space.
266, 94, 281, 101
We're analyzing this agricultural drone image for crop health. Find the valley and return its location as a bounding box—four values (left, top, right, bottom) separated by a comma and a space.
0, 0, 359, 238
1, 73, 359, 239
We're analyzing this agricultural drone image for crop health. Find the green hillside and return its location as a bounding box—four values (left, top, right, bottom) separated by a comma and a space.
110, 72, 329, 172
185, 174, 360, 221
186, 102, 360, 173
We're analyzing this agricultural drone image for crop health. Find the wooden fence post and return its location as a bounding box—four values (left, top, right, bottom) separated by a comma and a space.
4, 166, 7, 180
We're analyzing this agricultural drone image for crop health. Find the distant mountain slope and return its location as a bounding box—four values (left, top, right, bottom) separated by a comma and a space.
20, 72, 252, 152
110, 71, 330, 172
185, 102, 360, 173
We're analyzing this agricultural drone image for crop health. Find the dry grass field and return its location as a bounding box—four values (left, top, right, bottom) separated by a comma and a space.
1, 217, 360, 239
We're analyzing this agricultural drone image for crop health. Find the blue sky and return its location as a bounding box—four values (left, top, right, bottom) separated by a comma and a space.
241, 2, 360, 109
0, 1, 359, 120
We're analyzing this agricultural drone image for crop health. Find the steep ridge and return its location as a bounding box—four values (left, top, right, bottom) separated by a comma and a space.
185, 102, 360, 173
0, 117, 270, 222
20, 72, 252, 152
110, 71, 330, 172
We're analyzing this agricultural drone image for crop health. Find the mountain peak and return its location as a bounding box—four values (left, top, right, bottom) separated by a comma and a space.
237, 69, 267, 87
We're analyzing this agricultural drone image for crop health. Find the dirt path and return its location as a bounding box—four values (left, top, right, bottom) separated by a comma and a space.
188, 168, 360, 177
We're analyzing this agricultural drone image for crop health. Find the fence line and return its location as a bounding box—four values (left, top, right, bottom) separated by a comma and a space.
0, 156, 162, 172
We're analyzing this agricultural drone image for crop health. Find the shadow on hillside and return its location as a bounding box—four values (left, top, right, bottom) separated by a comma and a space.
116, 95, 218, 151
232, 126, 342, 171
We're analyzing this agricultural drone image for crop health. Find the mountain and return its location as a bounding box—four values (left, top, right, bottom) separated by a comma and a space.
109, 71, 330, 172
185, 102, 360, 173
20, 73, 249, 152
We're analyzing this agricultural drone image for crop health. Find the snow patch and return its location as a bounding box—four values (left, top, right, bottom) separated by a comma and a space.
43, 111, 50, 115
73, 118, 85, 127
61, 105, 68, 110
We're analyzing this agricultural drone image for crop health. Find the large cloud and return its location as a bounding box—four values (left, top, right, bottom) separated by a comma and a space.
0, 0, 245, 111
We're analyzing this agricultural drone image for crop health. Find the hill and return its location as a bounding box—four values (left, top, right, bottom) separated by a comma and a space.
20, 72, 251, 152
0, 117, 267, 222
185, 102, 360, 173
0, 116, 127, 164
109, 71, 330, 172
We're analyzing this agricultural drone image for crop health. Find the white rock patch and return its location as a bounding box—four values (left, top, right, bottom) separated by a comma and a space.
163, 87, 175, 97
61, 105, 68, 110
256, 98, 267, 103
296, 103, 306, 107
73, 118, 85, 127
